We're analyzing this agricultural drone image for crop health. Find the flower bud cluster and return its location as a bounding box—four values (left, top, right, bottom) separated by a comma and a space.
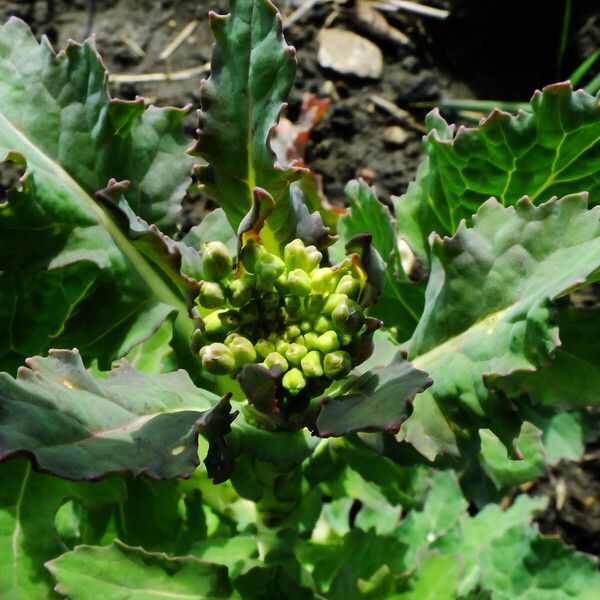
193, 238, 369, 396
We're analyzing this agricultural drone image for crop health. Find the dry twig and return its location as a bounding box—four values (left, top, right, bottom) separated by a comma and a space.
371, 0, 449, 19
159, 19, 199, 60
370, 94, 427, 133
109, 62, 210, 84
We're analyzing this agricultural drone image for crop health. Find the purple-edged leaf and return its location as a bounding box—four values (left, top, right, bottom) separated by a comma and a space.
341, 179, 425, 339
395, 82, 600, 267
316, 357, 431, 437
0, 20, 196, 371
404, 193, 600, 458
0, 349, 235, 482
192, 0, 303, 229
237, 363, 282, 416
344, 233, 386, 308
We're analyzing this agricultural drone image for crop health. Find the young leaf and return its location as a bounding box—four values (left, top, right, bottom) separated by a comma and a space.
395, 82, 600, 265
405, 194, 600, 454
46, 540, 231, 599
0, 349, 234, 481
316, 357, 432, 437
0, 459, 124, 598
0, 20, 197, 371
192, 0, 301, 229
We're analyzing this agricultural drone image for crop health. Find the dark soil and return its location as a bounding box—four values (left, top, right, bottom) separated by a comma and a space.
2, 0, 600, 557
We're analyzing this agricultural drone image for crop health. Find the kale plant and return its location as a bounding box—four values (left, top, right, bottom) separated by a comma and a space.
0, 0, 599, 598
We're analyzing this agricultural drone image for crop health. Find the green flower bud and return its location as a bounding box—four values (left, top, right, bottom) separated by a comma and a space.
338, 332, 353, 346
275, 338, 289, 355
200, 343, 235, 374
285, 342, 308, 366
286, 324, 302, 339
264, 308, 280, 323
304, 332, 318, 350
282, 368, 307, 396
284, 239, 316, 272
286, 269, 312, 296
260, 292, 280, 310
323, 293, 347, 315
240, 239, 266, 273
305, 294, 324, 314
294, 334, 306, 347
306, 245, 323, 271
255, 252, 285, 287
301, 350, 323, 378
314, 315, 332, 334
315, 331, 339, 353
225, 334, 257, 367
255, 338, 275, 359
336, 274, 361, 300
191, 328, 208, 353
300, 319, 312, 333
284, 295, 302, 316
219, 310, 240, 333
331, 299, 364, 334
227, 279, 253, 307
202, 241, 232, 281
264, 351, 289, 372
198, 281, 226, 308
310, 268, 335, 294
202, 310, 229, 341
323, 350, 352, 379
240, 300, 260, 325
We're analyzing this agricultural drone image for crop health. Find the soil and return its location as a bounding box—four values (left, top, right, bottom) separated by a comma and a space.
2, 0, 600, 558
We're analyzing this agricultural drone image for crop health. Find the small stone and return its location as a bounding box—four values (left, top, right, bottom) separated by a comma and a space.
318, 29, 383, 80
383, 125, 408, 146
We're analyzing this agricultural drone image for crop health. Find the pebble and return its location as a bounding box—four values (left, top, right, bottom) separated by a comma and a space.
318, 29, 383, 80
383, 125, 408, 146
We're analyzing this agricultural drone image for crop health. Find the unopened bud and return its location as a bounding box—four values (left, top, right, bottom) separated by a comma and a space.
275, 338, 289, 355
300, 319, 312, 333
199, 281, 226, 309
225, 334, 257, 367
323, 294, 347, 315
323, 350, 352, 379
335, 275, 361, 300
255, 253, 285, 287
200, 343, 235, 374
202, 241, 231, 281
240, 239, 266, 273
331, 299, 364, 334
303, 332, 318, 351
260, 292, 280, 310
285, 342, 308, 366
202, 310, 228, 341
286, 324, 302, 339
310, 268, 335, 294
306, 245, 323, 271
282, 368, 307, 396
284, 295, 302, 316
305, 294, 324, 314
313, 316, 332, 334
315, 331, 339, 353
227, 279, 253, 307
264, 351, 289, 372
301, 350, 323, 378
284, 239, 310, 272
286, 269, 312, 296
240, 300, 260, 324
255, 338, 275, 359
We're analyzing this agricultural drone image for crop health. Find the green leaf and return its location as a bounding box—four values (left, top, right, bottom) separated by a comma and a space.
316, 357, 432, 437
122, 319, 175, 375
192, 0, 299, 229
183, 209, 237, 257
496, 305, 600, 407
0, 458, 124, 599
439, 495, 547, 596
482, 536, 600, 600
46, 540, 231, 599
0, 19, 197, 370
340, 180, 424, 341
394, 554, 459, 600
0, 349, 234, 481
405, 194, 600, 455
234, 564, 316, 600
394, 471, 466, 570
478, 422, 545, 488
396, 83, 600, 266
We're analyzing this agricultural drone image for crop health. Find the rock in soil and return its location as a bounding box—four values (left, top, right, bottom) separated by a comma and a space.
318, 28, 383, 80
